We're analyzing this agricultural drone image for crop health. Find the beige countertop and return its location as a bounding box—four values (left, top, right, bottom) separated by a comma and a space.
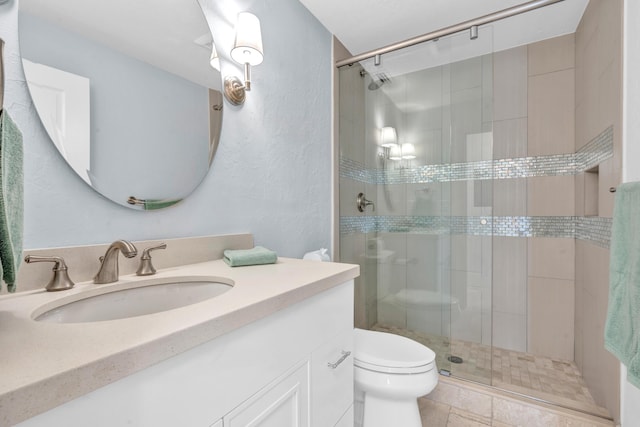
0, 257, 359, 426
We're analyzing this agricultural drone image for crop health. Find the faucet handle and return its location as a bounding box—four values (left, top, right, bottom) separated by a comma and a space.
136, 243, 167, 276
24, 255, 76, 292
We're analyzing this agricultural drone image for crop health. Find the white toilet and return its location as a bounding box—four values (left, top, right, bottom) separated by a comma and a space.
353, 328, 438, 427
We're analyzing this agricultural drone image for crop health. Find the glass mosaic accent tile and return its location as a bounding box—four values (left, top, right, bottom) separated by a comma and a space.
339, 127, 614, 247
576, 216, 613, 248
576, 126, 614, 171
340, 215, 612, 247
340, 126, 613, 185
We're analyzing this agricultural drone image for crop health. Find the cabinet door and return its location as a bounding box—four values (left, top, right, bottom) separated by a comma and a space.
224, 361, 310, 427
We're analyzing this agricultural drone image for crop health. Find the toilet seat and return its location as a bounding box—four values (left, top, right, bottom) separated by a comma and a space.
354, 328, 436, 374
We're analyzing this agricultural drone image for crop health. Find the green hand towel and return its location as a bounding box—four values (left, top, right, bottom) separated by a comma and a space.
223, 246, 278, 267
144, 198, 181, 210
0, 110, 24, 293
605, 182, 640, 387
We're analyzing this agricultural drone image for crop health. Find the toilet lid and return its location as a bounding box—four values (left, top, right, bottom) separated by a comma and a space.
353, 328, 436, 374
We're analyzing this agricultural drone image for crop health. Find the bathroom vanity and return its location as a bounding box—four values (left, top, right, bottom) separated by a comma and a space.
0, 237, 358, 427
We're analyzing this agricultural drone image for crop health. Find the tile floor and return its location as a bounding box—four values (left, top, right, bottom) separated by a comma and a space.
373, 324, 609, 418
416, 377, 615, 427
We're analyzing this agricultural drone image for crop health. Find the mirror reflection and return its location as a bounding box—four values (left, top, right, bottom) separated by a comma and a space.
19, 0, 223, 210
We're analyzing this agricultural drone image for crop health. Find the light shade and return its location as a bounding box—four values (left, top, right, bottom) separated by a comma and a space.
389, 144, 402, 160
380, 127, 398, 148
209, 44, 220, 71
401, 143, 416, 159
230, 12, 264, 66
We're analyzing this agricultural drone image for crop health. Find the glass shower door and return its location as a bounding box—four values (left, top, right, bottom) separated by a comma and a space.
338, 26, 493, 385
442, 29, 494, 383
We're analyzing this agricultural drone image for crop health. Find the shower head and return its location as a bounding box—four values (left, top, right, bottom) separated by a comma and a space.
368, 73, 391, 91
360, 69, 391, 91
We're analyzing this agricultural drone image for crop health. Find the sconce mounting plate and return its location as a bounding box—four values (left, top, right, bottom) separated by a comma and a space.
224, 76, 246, 105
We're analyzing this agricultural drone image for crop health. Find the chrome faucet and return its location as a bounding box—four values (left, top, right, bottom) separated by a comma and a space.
94, 240, 138, 284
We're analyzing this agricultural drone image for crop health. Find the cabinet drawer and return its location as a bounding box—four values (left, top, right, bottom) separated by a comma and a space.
311, 329, 353, 427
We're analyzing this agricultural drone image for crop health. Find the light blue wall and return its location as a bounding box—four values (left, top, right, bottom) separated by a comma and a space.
0, 0, 332, 258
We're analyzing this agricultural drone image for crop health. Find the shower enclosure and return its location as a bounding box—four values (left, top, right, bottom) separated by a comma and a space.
338, 19, 609, 417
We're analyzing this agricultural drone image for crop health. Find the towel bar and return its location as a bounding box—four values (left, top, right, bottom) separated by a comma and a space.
127, 196, 145, 206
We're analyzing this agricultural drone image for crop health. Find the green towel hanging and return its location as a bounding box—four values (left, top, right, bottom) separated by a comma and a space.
0, 109, 24, 292
605, 181, 640, 387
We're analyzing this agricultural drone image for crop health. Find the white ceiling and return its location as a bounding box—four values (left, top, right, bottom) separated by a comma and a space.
299, 0, 589, 58
18, 0, 589, 92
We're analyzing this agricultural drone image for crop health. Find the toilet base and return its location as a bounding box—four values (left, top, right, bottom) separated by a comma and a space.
362, 393, 422, 427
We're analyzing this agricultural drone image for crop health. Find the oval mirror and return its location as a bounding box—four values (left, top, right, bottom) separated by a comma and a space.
18, 0, 223, 210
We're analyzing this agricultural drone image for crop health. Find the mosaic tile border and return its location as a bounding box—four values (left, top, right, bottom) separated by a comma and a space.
576, 216, 612, 248
339, 127, 614, 247
340, 126, 613, 185
340, 215, 612, 247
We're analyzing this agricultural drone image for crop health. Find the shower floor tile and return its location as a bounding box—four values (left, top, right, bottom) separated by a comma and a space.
372, 324, 609, 417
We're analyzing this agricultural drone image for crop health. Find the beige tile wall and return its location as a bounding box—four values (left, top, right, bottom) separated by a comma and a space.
527, 175, 575, 217
528, 237, 575, 281
494, 46, 528, 122
528, 276, 575, 360
527, 69, 576, 156
492, 37, 578, 358
527, 237, 575, 361
574, 0, 623, 422
528, 34, 576, 157
523, 34, 577, 362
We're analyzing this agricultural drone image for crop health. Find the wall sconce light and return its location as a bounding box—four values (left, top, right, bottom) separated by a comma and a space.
394, 143, 417, 169
401, 143, 416, 160
378, 127, 416, 168
388, 144, 417, 160
379, 126, 398, 162
388, 144, 402, 160
380, 126, 398, 148
224, 12, 264, 106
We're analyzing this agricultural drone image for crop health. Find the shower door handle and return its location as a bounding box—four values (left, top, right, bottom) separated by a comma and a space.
357, 193, 375, 212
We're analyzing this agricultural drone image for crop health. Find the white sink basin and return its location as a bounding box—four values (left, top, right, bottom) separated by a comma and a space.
33, 277, 234, 323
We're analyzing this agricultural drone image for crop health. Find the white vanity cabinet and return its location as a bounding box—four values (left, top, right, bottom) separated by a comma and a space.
16, 281, 354, 427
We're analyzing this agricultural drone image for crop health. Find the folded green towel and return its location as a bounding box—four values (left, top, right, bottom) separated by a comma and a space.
605, 182, 640, 387
223, 246, 277, 267
0, 110, 24, 293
